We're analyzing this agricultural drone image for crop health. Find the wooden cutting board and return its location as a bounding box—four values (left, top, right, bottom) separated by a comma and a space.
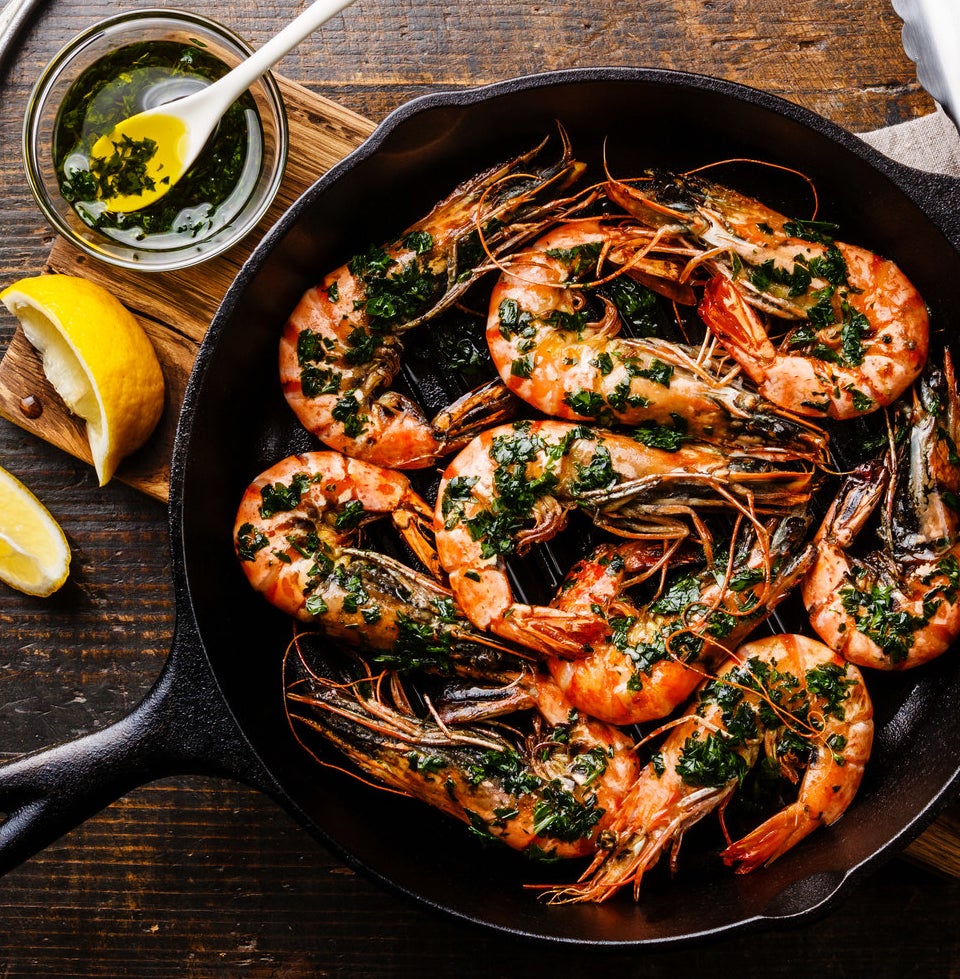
1, 73, 959, 880
0, 76, 375, 501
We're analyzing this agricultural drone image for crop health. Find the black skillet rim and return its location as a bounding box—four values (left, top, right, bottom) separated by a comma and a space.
170, 65, 960, 947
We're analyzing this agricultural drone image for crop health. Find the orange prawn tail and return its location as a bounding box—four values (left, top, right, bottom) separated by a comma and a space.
698, 276, 775, 385
720, 803, 814, 875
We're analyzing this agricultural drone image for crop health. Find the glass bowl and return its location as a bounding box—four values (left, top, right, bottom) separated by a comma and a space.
23, 9, 289, 272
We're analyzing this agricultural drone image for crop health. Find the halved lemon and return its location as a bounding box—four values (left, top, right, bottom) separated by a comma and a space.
0, 465, 71, 596
0, 274, 165, 486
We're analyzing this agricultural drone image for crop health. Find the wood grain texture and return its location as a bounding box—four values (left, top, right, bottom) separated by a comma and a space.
0, 779, 957, 979
1, 0, 958, 974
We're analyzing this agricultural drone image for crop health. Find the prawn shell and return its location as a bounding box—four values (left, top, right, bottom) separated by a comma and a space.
233, 451, 417, 621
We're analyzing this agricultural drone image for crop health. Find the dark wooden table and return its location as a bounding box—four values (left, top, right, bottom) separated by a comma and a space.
1, 0, 958, 974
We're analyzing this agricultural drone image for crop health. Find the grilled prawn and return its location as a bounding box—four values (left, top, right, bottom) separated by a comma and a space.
486, 217, 828, 462
802, 350, 960, 669
549, 633, 873, 903
284, 645, 642, 860
609, 168, 929, 419
434, 419, 817, 659
547, 515, 814, 724
279, 136, 586, 468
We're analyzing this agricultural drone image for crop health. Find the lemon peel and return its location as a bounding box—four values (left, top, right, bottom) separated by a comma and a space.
0, 465, 71, 596
0, 274, 165, 485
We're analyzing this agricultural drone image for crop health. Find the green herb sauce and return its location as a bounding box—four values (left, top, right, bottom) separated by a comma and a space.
53, 40, 262, 248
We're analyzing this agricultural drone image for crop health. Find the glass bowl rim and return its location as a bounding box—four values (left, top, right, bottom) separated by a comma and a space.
22, 7, 289, 272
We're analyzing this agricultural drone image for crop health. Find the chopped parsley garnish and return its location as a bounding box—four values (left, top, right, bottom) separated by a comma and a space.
840, 582, 937, 663
569, 446, 617, 495
440, 475, 480, 530
343, 327, 380, 366
840, 303, 870, 366
850, 388, 874, 412
636, 358, 674, 387
803, 286, 836, 329
542, 307, 589, 334
511, 354, 533, 378
570, 747, 609, 787
936, 554, 960, 602
531, 781, 603, 842
300, 365, 343, 398
88, 133, 159, 199
407, 751, 446, 775
304, 593, 328, 616
606, 379, 650, 413
347, 240, 440, 330
703, 608, 738, 639
563, 389, 607, 419
544, 241, 602, 280
723, 703, 760, 747
804, 663, 854, 720
647, 573, 701, 616
458, 425, 604, 558
728, 567, 765, 592
296, 329, 327, 366
468, 750, 541, 795
377, 612, 455, 672
783, 218, 840, 245
333, 564, 370, 615
497, 298, 530, 338
331, 393, 367, 438
347, 244, 394, 279
600, 277, 661, 336
235, 522, 268, 561
402, 230, 434, 254
259, 472, 312, 519
591, 351, 614, 376
333, 499, 366, 531
676, 731, 748, 789
632, 417, 688, 451
286, 530, 320, 559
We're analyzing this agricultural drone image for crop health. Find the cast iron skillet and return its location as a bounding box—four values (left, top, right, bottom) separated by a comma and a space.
1, 68, 960, 947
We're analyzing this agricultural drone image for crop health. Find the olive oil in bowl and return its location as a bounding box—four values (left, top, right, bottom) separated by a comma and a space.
23, 10, 288, 271
53, 40, 264, 252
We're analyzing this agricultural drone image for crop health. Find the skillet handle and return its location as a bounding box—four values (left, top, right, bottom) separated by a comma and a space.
0, 612, 269, 876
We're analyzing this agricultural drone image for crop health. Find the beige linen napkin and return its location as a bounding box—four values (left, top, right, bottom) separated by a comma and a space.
860, 106, 960, 177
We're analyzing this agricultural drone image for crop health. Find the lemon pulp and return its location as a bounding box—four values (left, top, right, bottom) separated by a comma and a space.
0, 274, 165, 486
0, 465, 71, 596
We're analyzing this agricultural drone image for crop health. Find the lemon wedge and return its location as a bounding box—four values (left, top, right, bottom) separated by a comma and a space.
0, 275, 165, 486
0, 465, 71, 596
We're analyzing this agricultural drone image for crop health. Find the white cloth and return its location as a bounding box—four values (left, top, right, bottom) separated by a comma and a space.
859, 106, 960, 176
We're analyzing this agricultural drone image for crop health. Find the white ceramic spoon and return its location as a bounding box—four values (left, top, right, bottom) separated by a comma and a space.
89, 0, 357, 213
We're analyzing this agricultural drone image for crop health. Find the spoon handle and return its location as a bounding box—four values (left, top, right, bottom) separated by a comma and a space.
204, 0, 358, 112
